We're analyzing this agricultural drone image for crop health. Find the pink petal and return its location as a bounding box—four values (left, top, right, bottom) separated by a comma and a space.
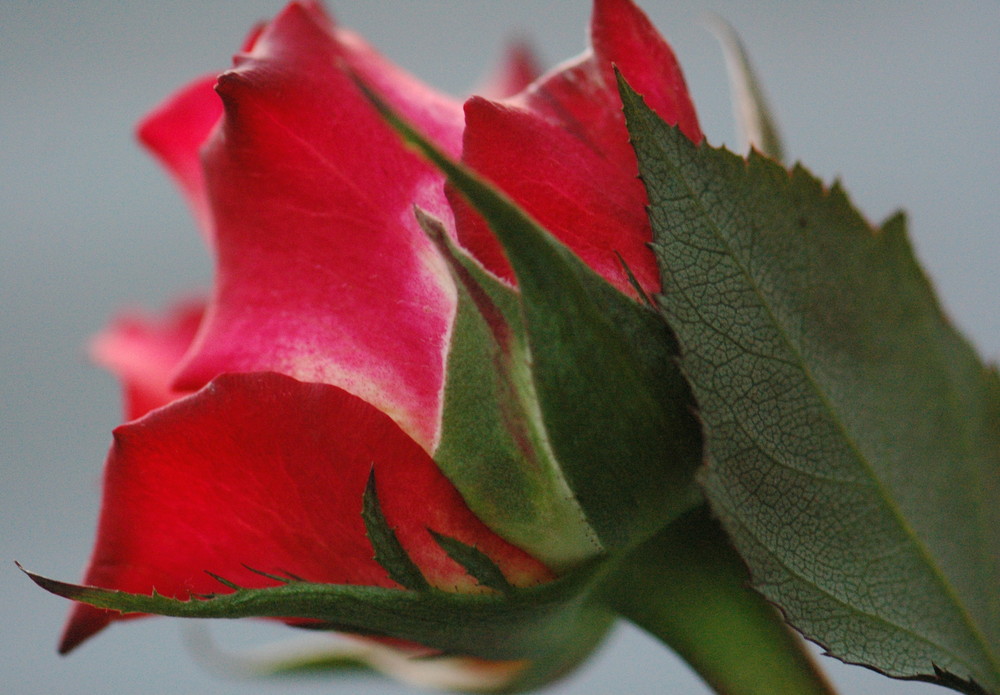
60, 372, 553, 653
136, 76, 222, 242
475, 40, 543, 100
172, 2, 464, 452
90, 299, 206, 420
591, 0, 701, 143
452, 0, 701, 298
135, 21, 267, 243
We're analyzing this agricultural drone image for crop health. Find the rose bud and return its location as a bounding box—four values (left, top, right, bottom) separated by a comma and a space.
25, 0, 703, 691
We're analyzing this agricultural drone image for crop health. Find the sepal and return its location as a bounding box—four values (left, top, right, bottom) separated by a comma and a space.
20, 561, 613, 692
374, 92, 703, 556
418, 209, 601, 571
365, 466, 516, 595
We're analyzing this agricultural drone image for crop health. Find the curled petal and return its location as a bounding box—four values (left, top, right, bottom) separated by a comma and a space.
60, 372, 553, 653
591, 0, 701, 142
90, 299, 205, 420
173, 2, 464, 451
452, 0, 701, 298
135, 20, 268, 243
137, 76, 221, 241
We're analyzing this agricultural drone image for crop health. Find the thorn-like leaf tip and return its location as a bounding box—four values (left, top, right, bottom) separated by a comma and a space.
17, 562, 89, 600
204, 571, 242, 591
241, 564, 294, 584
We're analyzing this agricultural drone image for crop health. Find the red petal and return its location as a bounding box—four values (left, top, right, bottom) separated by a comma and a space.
475, 41, 543, 100
60, 372, 553, 653
591, 0, 701, 143
135, 20, 268, 244
172, 3, 463, 452
137, 76, 221, 242
90, 299, 206, 420
452, 0, 701, 298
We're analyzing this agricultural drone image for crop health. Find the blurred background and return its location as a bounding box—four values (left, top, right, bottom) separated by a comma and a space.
2, 2, 997, 693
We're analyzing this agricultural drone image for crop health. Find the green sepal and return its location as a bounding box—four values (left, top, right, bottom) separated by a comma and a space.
619, 73, 1000, 694
20, 561, 614, 692
430, 530, 514, 594
418, 209, 601, 570
362, 468, 430, 592
371, 93, 703, 556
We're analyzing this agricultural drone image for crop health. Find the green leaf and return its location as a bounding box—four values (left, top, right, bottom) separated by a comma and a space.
621, 75, 1000, 694
369, 92, 703, 556
362, 468, 430, 592
20, 561, 613, 693
431, 530, 514, 594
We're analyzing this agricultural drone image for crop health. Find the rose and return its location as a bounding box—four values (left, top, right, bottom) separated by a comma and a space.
52, 0, 701, 688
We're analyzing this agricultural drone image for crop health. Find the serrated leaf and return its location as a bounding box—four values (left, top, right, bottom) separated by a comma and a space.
430, 530, 514, 594
20, 561, 613, 692
370, 89, 703, 555
362, 469, 430, 592
620, 75, 1000, 694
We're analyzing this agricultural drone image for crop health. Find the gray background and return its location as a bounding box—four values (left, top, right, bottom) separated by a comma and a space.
3, 1, 997, 693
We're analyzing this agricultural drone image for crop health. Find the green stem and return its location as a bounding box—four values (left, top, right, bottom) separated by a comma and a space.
597, 505, 838, 695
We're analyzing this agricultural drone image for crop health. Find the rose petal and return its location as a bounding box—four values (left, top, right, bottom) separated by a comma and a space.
452, 0, 701, 298
60, 372, 552, 653
136, 76, 221, 242
590, 0, 701, 143
90, 299, 206, 420
136, 22, 268, 243
172, 2, 463, 452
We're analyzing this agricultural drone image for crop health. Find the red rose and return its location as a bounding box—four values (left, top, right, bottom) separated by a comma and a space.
56, 0, 701, 686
